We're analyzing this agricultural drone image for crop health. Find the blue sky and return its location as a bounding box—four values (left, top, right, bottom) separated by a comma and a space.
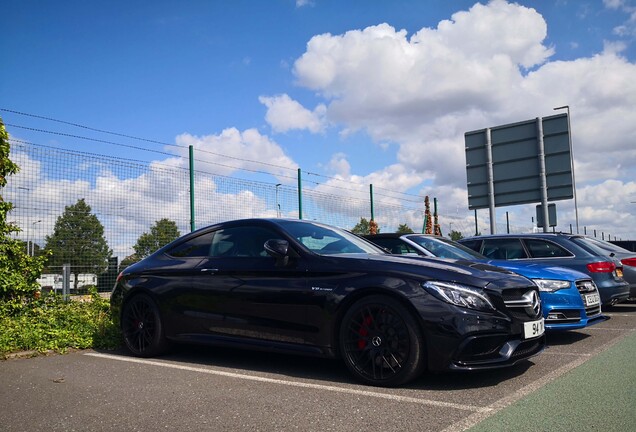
2, 0, 636, 242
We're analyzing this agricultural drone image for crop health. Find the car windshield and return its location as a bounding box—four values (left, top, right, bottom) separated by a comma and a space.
278, 220, 385, 255
407, 235, 486, 260
571, 236, 631, 255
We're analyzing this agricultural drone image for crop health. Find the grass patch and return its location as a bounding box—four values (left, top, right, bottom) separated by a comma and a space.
0, 289, 121, 357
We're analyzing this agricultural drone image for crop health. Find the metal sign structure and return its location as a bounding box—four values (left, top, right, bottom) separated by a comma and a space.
465, 114, 573, 233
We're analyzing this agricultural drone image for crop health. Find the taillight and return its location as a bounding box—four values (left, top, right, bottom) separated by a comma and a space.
621, 257, 636, 267
586, 261, 616, 273
116, 272, 124, 283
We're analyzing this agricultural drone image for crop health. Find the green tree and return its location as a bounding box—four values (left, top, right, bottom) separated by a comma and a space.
351, 217, 370, 235
0, 117, 48, 301
396, 224, 414, 234
44, 199, 112, 291
133, 218, 181, 259
119, 253, 140, 270
449, 230, 464, 241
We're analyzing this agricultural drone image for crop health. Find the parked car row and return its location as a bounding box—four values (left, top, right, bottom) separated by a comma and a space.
112, 218, 635, 387
112, 218, 547, 387
457, 233, 633, 305
363, 233, 610, 331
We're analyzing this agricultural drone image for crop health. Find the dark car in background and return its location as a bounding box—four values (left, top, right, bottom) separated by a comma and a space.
112, 218, 545, 387
458, 233, 630, 307
364, 233, 604, 331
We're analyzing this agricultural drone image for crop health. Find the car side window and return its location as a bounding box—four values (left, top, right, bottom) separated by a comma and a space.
524, 239, 573, 258
167, 232, 215, 258
460, 239, 482, 252
481, 238, 528, 259
371, 238, 419, 255
209, 226, 281, 258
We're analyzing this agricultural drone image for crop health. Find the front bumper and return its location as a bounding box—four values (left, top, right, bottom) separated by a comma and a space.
413, 297, 545, 372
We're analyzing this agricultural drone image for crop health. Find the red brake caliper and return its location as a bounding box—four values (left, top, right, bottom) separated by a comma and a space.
357, 315, 373, 349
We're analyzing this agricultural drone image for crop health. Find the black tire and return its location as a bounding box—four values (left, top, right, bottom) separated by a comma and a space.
121, 293, 169, 357
339, 295, 425, 387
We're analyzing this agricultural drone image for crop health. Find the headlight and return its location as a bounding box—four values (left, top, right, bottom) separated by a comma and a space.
533, 279, 571, 292
422, 281, 495, 311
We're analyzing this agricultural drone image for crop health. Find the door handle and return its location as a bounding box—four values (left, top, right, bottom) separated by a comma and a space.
200, 268, 219, 274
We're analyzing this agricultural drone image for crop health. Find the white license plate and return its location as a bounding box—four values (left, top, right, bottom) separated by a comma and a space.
523, 318, 545, 339
585, 293, 600, 306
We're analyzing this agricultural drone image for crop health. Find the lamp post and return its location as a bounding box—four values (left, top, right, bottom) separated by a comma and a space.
554, 105, 580, 233
29, 220, 42, 256
275, 184, 282, 218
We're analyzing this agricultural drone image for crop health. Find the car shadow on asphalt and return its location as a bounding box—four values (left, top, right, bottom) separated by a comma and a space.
94, 342, 536, 391
604, 300, 636, 313
545, 330, 591, 346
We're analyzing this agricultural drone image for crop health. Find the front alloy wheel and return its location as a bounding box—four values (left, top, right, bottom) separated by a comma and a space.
339, 295, 424, 387
121, 294, 168, 357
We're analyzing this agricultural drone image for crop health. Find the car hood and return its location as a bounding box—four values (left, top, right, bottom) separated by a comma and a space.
486, 260, 590, 281
328, 253, 533, 289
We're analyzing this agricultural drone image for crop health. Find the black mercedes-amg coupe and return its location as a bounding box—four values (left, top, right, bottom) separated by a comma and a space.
111, 218, 545, 387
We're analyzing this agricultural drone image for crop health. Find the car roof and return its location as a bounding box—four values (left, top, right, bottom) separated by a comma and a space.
463, 232, 578, 238
363, 233, 434, 238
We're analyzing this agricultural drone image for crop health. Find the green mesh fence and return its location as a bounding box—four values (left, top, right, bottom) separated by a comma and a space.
6, 132, 549, 293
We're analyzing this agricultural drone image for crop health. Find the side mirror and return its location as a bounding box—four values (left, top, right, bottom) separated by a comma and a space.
264, 239, 291, 266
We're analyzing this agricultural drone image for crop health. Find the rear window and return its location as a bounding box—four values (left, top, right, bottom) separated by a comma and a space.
168, 232, 215, 257
572, 237, 630, 255
481, 238, 528, 260
524, 239, 573, 258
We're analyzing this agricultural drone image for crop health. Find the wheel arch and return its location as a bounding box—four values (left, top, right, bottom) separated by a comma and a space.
332, 287, 428, 361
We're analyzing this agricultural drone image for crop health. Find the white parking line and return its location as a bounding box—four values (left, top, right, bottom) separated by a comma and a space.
85, 352, 491, 413
541, 351, 592, 357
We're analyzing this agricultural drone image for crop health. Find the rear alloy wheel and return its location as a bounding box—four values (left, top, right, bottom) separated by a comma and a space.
121, 294, 168, 357
339, 295, 424, 387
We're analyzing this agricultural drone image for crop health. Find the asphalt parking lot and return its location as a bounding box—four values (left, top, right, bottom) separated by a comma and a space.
1, 302, 635, 432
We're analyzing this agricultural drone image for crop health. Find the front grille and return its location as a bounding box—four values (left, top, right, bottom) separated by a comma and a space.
585, 304, 602, 316
501, 287, 542, 320
576, 279, 602, 317
576, 280, 597, 294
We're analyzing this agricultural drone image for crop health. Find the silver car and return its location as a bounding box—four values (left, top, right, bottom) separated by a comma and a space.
576, 237, 636, 299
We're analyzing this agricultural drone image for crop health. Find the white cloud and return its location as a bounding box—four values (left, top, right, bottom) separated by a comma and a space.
175, 127, 299, 178
323, 152, 351, 177
295, 0, 314, 8
603, 0, 625, 9
259, 94, 326, 133
286, 0, 636, 238
604, 0, 636, 36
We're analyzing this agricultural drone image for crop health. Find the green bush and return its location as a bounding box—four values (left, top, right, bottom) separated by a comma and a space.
1, 117, 121, 357
0, 288, 121, 356
1, 116, 49, 301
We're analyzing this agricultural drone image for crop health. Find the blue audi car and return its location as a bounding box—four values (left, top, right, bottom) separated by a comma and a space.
364, 233, 605, 331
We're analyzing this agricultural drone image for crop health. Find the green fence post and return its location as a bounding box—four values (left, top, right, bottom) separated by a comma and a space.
369, 184, 374, 221
297, 168, 303, 220
189, 145, 195, 232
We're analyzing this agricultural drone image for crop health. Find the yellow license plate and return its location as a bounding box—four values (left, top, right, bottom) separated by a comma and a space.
616, 268, 624, 278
